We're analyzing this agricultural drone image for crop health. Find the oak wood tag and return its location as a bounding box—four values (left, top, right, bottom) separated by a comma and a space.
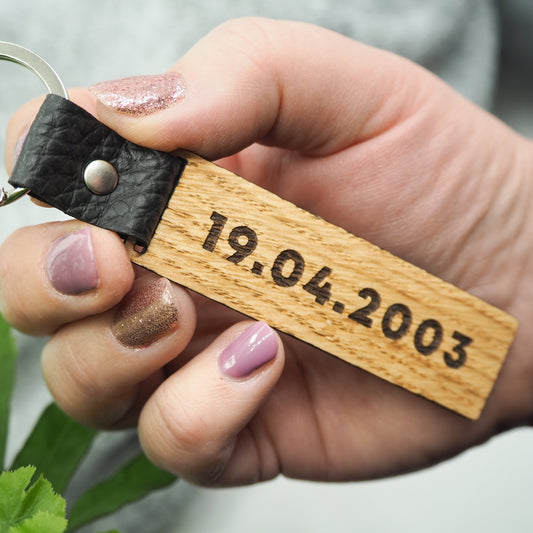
127, 150, 517, 419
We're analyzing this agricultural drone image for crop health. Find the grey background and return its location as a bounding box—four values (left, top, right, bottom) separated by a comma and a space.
1, 1, 532, 531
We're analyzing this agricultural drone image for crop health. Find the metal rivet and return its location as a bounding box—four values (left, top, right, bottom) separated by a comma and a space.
83, 160, 119, 195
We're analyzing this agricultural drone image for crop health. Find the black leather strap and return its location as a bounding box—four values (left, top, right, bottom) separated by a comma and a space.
9, 94, 185, 247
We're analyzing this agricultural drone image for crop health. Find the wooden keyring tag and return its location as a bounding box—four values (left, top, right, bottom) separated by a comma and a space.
127, 150, 517, 420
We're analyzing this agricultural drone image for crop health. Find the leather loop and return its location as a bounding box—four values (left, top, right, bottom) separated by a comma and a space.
9, 94, 185, 247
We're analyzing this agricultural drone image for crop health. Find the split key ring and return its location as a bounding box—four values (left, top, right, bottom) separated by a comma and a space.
0, 41, 68, 206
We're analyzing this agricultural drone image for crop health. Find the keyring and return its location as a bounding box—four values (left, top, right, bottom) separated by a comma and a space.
3, 41, 519, 419
0, 41, 68, 206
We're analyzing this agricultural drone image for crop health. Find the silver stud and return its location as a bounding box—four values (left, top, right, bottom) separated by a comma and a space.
83, 160, 119, 195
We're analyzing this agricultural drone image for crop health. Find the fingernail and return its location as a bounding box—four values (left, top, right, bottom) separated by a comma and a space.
112, 278, 179, 349
13, 128, 29, 165
89, 72, 186, 116
46, 228, 99, 295
219, 322, 278, 378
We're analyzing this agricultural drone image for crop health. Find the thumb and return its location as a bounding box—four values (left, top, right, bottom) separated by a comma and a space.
88, 17, 426, 159
138, 321, 285, 486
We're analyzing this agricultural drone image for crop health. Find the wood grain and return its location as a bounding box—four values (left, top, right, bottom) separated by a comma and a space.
127, 151, 517, 419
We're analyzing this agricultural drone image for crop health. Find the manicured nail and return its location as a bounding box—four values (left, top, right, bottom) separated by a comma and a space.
13, 128, 29, 165
46, 228, 99, 295
89, 72, 186, 116
219, 322, 278, 378
112, 278, 179, 349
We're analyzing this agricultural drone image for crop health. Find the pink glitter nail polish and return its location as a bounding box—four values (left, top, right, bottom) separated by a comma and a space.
89, 72, 186, 116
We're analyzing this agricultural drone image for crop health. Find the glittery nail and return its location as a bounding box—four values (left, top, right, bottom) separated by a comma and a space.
112, 278, 179, 349
89, 73, 186, 116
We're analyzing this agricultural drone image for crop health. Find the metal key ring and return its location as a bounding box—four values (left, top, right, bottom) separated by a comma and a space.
0, 41, 68, 206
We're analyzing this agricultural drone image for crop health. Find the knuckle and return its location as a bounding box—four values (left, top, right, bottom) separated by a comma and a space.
209, 17, 274, 74
43, 334, 107, 424
212, 16, 270, 44
140, 391, 230, 484
0, 231, 36, 332
42, 328, 140, 429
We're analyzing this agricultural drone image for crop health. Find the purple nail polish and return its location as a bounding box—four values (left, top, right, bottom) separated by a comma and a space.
89, 72, 186, 116
112, 278, 179, 349
219, 322, 278, 378
13, 128, 29, 165
46, 228, 99, 295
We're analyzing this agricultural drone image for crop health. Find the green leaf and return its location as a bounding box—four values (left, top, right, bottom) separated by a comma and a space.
11, 404, 97, 494
66, 454, 176, 533
17, 475, 65, 522
0, 466, 67, 533
0, 467, 35, 528
0, 314, 17, 470
10, 511, 67, 533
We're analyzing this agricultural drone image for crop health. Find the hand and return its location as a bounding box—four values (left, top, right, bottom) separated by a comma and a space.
2, 18, 533, 486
